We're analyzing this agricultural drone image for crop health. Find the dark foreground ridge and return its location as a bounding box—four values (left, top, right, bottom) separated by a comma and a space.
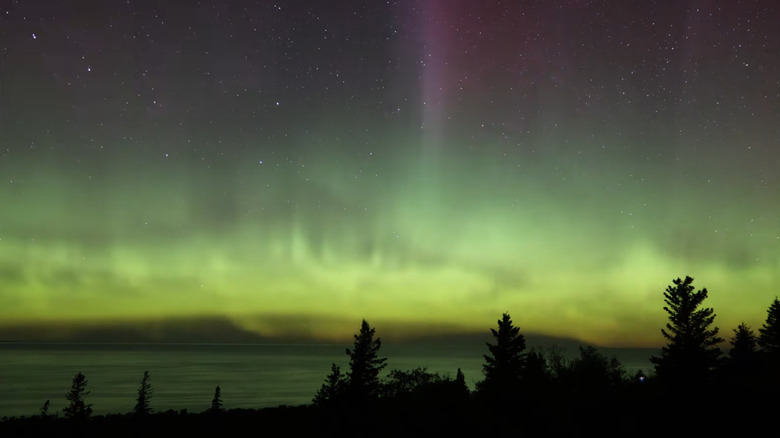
0, 388, 775, 438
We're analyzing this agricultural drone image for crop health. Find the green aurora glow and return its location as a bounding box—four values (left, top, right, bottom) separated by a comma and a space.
1, 1, 778, 346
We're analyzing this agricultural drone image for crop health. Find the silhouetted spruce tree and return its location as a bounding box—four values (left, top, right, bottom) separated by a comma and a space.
758, 298, 780, 361
729, 323, 757, 365
134, 370, 153, 416
758, 298, 780, 387
210, 386, 223, 412
63, 372, 92, 421
312, 363, 345, 406
479, 312, 527, 397
726, 323, 758, 387
345, 319, 387, 401
40, 400, 50, 418
454, 368, 469, 398
650, 276, 722, 387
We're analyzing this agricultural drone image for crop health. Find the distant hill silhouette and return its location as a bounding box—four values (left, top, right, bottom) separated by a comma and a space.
395, 331, 591, 349
0, 317, 272, 344
0, 317, 616, 348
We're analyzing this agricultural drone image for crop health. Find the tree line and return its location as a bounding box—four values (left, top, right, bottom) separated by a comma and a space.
38, 370, 225, 421
11, 275, 780, 425
313, 275, 780, 407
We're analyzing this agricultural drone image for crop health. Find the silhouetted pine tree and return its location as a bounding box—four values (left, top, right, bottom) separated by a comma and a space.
758, 298, 780, 361
726, 323, 758, 388
729, 323, 757, 365
210, 385, 223, 412
134, 370, 153, 416
312, 363, 344, 406
345, 320, 387, 401
454, 368, 469, 398
63, 372, 92, 421
758, 298, 780, 388
40, 400, 50, 418
478, 312, 527, 398
650, 276, 722, 387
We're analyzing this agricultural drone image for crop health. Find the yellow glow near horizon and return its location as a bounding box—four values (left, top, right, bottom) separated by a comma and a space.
2, 221, 777, 348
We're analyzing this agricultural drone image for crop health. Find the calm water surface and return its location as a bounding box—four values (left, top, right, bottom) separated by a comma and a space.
0, 343, 655, 418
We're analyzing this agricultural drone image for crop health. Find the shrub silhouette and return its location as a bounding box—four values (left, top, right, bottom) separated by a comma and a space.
134, 370, 153, 416
546, 346, 569, 382
531, 346, 625, 396
63, 372, 92, 421
382, 367, 442, 399
567, 346, 626, 393
522, 348, 553, 393
650, 276, 722, 388
380, 366, 471, 409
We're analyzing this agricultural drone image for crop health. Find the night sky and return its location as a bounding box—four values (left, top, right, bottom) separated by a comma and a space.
1, 1, 778, 347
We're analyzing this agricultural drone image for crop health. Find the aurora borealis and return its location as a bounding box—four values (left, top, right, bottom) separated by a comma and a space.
1, 1, 778, 347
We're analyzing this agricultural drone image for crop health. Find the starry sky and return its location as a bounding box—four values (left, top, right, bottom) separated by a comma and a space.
1, 1, 778, 347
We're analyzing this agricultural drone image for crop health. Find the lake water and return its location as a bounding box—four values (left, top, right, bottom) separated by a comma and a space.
0, 343, 657, 418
